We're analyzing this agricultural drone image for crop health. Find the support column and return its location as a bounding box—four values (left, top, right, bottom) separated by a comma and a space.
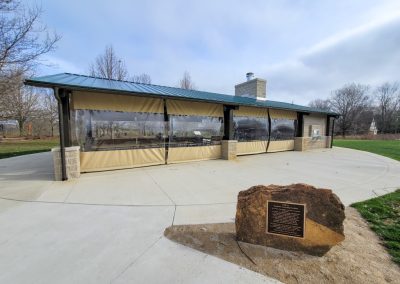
223, 105, 237, 140
294, 112, 306, 151
222, 105, 238, 160
296, 112, 304, 137
52, 146, 81, 181
326, 115, 331, 137
60, 89, 71, 147
54, 88, 72, 181
330, 118, 335, 148
163, 99, 169, 164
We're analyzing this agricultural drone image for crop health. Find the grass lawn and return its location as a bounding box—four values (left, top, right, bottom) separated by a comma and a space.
352, 190, 400, 265
333, 139, 400, 162
0, 138, 59, 159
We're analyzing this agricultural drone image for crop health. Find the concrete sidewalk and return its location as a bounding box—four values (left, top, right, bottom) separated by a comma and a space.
0, 147, 399, 283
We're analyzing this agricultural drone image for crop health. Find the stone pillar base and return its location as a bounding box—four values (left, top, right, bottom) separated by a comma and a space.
221, 140, 237, 160
52, 146, 80, 181
295, 136, 332, 151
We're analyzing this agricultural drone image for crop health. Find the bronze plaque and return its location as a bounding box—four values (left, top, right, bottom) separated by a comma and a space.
266, 201, 305, 238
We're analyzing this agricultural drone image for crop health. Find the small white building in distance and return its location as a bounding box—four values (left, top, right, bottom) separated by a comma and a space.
369, 118, 378, 135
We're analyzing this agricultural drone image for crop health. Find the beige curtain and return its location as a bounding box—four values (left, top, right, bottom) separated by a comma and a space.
233, 106, 269, 118
237, 141, 267, 155
167, 145, 221, 163
269, 109, 297, 120
72, 91, 164, 113
267, 140, 295, 152
80, 148, 165, 172
167, 99, 223, 117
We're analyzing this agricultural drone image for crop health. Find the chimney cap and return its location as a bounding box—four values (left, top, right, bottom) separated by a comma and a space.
246, 72, 254, 81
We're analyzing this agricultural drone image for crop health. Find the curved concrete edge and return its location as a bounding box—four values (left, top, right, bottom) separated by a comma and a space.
0, 148, 399, 207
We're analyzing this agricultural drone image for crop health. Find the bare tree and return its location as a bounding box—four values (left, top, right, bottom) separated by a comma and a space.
374, 82, 399, 133
132, 73, 151, 84
329, 83, 371, 137
179, 71, 196, 90
1, 81, 40, 136
308, 99, 331, 111
0, 0, 59, 135
0, 68, 24, 107
42, 89, 58, 136
0, 0, 60, 73
89, 45, 129, 80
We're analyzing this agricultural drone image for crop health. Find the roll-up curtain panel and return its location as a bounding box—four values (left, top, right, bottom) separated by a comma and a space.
72, 91, 164, 113
233, 106, 269, 118
237, 141, 268, 155
166, 99, 223, 117
167, 145, 221, 163
80, 148, 165, 172
269, 109, 297, 120
267, 140, 295, 152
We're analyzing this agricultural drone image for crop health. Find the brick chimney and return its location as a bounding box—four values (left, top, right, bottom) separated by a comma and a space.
235, 72, 267, 101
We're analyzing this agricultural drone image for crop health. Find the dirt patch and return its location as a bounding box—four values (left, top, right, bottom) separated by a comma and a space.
164, 207, 400, 284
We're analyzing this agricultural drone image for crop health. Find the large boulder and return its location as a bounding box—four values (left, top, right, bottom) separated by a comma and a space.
235, 183, 345, 256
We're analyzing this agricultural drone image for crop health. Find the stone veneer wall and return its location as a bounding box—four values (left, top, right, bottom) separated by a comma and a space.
295, 136, 331, 151
52, 146, 80, 181
221, 140, 237, 160
235, 78, 266, 100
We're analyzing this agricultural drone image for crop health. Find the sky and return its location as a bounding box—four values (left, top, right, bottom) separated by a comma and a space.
27, 0, 400, 105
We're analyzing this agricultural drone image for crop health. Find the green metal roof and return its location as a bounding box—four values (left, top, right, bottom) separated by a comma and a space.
25, 73, 338, 116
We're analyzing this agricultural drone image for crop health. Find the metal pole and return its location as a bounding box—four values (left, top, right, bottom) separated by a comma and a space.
163, 99, 169, 164
330, 118, 335, 148
223, 105, 236, 140
54, 87, 67, 181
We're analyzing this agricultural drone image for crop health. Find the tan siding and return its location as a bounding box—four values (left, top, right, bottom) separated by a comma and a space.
303, 114, 327, 137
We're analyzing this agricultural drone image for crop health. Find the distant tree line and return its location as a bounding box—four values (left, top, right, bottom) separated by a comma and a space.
309, 82, 400, 136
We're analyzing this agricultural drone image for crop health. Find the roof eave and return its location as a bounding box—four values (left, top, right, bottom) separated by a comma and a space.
24, 78, 338, 116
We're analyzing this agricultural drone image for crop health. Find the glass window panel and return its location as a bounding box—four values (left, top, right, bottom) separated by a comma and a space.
169, 115, 224, 147
72, 110, 165, 151
270, 119, 296, 141
233, 116, 269, 141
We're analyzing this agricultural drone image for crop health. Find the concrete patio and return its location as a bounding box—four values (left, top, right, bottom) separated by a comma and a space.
0, 147, 399, 283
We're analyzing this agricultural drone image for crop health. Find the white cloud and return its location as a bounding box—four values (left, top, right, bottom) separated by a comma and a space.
265, 15, 400, 104
31, 0, 400, 106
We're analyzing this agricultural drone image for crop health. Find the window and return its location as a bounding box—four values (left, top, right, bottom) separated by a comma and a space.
72, 110, 165, 151
233, 116, 269, 141
270, 119, 296, 141
169, 115, 224, 147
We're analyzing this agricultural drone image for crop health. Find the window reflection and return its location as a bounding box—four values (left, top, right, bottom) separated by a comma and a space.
270, 119, 296, 141
71, 109, 297, 152
72, 110, 165, 151
169, 115, 224, 147
233, 116, 269, 141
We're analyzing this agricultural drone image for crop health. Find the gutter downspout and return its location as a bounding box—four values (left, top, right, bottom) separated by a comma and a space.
266, 109, 271, 152
54, 87, 67, 181
330, 118, 335, 149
